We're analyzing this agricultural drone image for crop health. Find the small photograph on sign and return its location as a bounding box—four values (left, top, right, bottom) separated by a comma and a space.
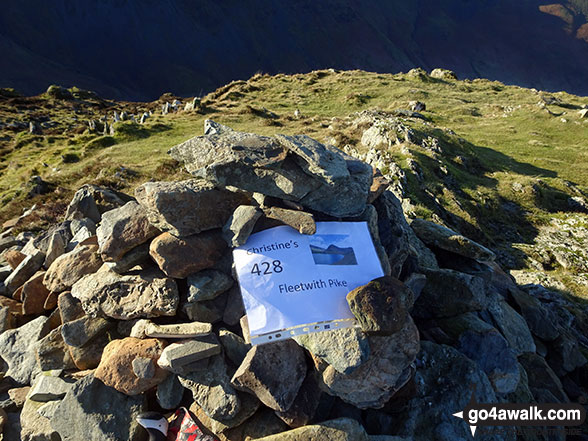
309, 234, 358, 266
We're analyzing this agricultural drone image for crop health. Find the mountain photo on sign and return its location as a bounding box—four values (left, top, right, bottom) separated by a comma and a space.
309, 234, 358, 266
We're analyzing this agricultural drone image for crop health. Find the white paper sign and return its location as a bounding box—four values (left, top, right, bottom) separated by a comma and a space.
233, 222, 384, 344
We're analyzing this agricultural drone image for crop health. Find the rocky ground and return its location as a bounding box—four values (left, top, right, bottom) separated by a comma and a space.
0, 120, 586, 440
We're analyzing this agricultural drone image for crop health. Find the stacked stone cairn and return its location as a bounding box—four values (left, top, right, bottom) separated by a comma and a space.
0, 120, 585, 441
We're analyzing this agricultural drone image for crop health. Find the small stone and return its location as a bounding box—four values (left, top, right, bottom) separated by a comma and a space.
43, 228, 69, 268
94, 337, 168, 395
36, 326, 76, 371
71, 267, 179, 320
231, 340, 306, 412
135, 179, 250, 237
187, 269, 233, 302
158, 334, 221, 373
68, 332, 110, 370
275, 373, 322, 428
142, 320, 213, 338
20, 397, 61, 441
156, 374, 185, 410
37, 400, 61, 420
43, 244, 103, 293
223, 285, 245, 326
240, 315, 251, 344
8, 386, 31, 408
294, 327, 369, 375
61, 315, 113, 347
222, 205, 262, 247
29, 375, 73, 401
132, 357, 155, 379
346, 276, 413, 335
3, 250, 44, 294
251, 417, 369, 441
219, 329, 250, 367
67, 221, 96, 251
3, 248, 26, 269
264, 207, 316, 234
183, 291, 228, 323
104, 242, 150, 274
21, 271, 51, 315
64, 185, 101, 223
57, 291, 85, 324
150, 231, 226, 278
97, 201, 159, 262
190, 391, 260, 433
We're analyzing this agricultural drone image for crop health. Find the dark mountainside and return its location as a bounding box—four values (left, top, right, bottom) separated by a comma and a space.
1, 0, 588, 100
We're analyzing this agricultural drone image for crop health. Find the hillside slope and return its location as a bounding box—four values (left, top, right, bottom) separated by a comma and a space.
1, 0, 588, 99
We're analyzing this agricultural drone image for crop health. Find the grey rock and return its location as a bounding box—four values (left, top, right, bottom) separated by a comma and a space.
135, 179, 249, 237
264, 206, 316, 234
179, 355, 241, 420
219, 328, 250, 367
71, 267, 179, 320
29, 375, 73, 402
97, 201, 159, 262
190, 391, 260, 433
43, 226, 71, 268
223, 285, 245, 326
183, 290, 228, 323
430, 68, 458, 80
156, 374, 185, 410
187, 269, 233, 302
50, 374, 146, 441
36, 326, 76, 371
64, 185, 101, 223
231, 339, 306, 412
319, 318, 419, 409
519, 353, 568, 403
61, 316, 113, 347
251, 417, 369, 441
509, 288, 559, 341
204, 119, 232, 135
158, 334, 221, 373
223, 205, 262, 247
410, 218, 495, 262
294, 327, 369, 375
4, 250, 44, 293
486, 295, 536, 355
104, 242, 150, 274
37, 400, 61, 420
43, 244, 103, 293
57, 291, 85, 324
275, 372, 322, 428
0, 316, 48, 384
134, 320, 213, 339
132, 357, 155, 379
403, 273, 426, 300
0, 235, 18, 253
20, 397, 60, 441
413, 268, 487, 318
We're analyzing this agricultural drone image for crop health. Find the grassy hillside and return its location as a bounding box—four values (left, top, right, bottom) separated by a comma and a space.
1, 69, 587, 296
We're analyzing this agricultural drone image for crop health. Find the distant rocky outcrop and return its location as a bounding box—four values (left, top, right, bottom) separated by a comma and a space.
0, 120, 585, 440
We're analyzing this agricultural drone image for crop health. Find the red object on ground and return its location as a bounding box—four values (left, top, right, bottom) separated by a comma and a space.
167, 407, 217, 441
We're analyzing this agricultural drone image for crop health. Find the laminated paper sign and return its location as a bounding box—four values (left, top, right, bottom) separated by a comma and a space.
233, 222, 384, 344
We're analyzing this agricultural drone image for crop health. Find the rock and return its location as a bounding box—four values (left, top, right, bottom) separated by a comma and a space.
231, 340, 306, 412
158, 334, 221, 373
437, 313, 520, 395
50, 374, 146, 441
219, 329, 250, 367
430, 68, 458, 80
29, 375, 73, 401
71, 267, 179, 319
66, 220, 96, 251
187, 269, 233, 302
408, 101, 426, 112
183, 291, 228, 323
57, 291, 84, 324
37, 400, 61, 420
319, 318, 419, 409
135, 320, 213, 339
43, 244, 103, 292
3, 248, 26, 269
4, 251, 44, 293
410, 219, 495, 262
97, 201, 159, 262
21, 271, 51, 315
412, 269, 487, 318
156, 373, 185, 410
20, 397, 60, 441
64, 185, 102, 223
149, 231, 226, 278
250, 417, 369, 441
68, 332, 110, 370
190, 391, 260, 434
275, 373, 322, 428
179, 355, 241, 420
294, 327, 369, 375
519, 353, 568, 403
403, 273, 426, 300
104, 242, 150, 274
0, 306, 16, 332
94, 337, 168, 395
0, 315, 48, 384
61, 315, 113, 347
224, 408, 289, 441
509, 287, 559, 341
8, 386, 31, 408
44, 291, 59, 310
132, 357, 156, 379
135, 179, 249, 237
346, 276, 413, 335
223, 205, 262, 247
264, 207, 316, 234
223, 285, 245, 326
43, 227, 71, 268
486, 295, 536, 355
546, 331, 587, 376
36, 326, 76, 371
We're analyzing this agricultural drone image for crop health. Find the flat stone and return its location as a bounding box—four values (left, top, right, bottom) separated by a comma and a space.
187, 269, 233, 302
190, 391, 260, 433
97, 201, 159, 262
250, 417, 369, 441
150, 231, 226, 278
20, 271, 51, 315
219, 329, 250, 367
57, 291, 85, 324
264, 207, 316, 234
410, 219, 495, 262
61, 315, 113, 347
43, 244, 103, 293
4, 250, 44, 293
71, 267, 179, 319
319, 317, 420, 409
36, 326, 76, 371
346, 276, 414, 335
158, 334, 221, 373
412, 268, 488, 318
294, 327, 369, 375
135, 179, 249, 237
179, 355, 241, 421
132, 357, 155, 379
231, 339, 306, 412
104, 242, 150, 274
50, 374, 146, 441
94, 337, 168, 395
222, 205, 262, 247
29, 375, 73, 401
132, 319, 213, 339
0, 316, 48, 384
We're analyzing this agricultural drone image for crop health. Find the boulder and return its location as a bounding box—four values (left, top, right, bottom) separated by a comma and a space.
519, 353, 568, 403
263, 207, 316, 234
485, 295, 536, 355
430, 68, 458, 80
68, 332, 110, 370
250, 418, 369, 441
135, 179, 249, 237
97, 201, 159, 262
231, 339, 306, 412
43, 244, 103, 293
43, 226, 71, 268
149, 231, 226, 278
71, 267, 179, 320
50, 374, 146, 441
94, 337, 168, 395
36, 326, 76, 371
4, 250, 44, 293
57, 291, 85, 324
104, 242, 150, 274
275, 373, 322, 428
64, 185, 102, 223
222, 205, 262, 247
20, 271, 51, 315
187, 269, 233, 302
509, 287, 559, 341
